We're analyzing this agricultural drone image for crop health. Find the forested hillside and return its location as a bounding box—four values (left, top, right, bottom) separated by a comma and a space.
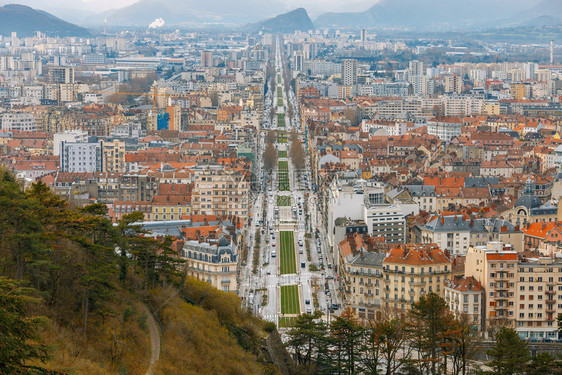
0, 170, 281, 375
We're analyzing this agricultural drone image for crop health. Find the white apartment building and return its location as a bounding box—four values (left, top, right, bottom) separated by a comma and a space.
341, 59, 358, 86
59, 141, 102, 173
1, 112, 37, 132
427, 118, 462, 143
53, 129, 88, 156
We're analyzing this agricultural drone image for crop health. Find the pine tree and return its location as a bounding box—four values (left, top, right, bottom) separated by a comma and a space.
486, 327, 529, 375
0, 277, 51, 374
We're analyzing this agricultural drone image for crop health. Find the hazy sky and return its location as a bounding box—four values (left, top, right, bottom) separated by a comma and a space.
7, 0, 380, 13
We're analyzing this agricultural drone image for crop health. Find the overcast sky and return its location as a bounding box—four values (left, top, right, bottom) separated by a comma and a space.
3, 0, 380, 13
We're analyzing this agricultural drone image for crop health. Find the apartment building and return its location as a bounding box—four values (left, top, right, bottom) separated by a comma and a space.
102, 139, 125, 173
118, 175, 159, 202
340, 241, 386, 320
191, 167, 250, 221
59, 141, 102, 173
1, 112, 37, 132
341, 59, 358, 86
465, 242, 518, 337
53, 129, 88, 156
427, 117, 462, 143
516, 257, 562, 340
444, 276, 484, 332
382, 244, 452, 312
181, 236, 238, 292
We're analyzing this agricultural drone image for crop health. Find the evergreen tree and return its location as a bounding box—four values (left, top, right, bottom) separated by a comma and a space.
329, 308, 364, 375
486, 327, 529, 375
407, 293, 452, 375
286, 311, 327, 373
0, 277, 51, 374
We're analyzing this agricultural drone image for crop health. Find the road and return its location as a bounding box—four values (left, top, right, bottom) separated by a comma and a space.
238, 36, 341, 331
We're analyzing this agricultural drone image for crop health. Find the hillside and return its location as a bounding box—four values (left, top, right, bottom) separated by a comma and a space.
0, 4, 90, 37
0, 170, 286, 375
315, 0, 537, 30
95, 0, 286, 26
250, 8, 314, 33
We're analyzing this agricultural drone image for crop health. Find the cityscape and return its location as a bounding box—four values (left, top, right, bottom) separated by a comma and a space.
0, 0, 562, 374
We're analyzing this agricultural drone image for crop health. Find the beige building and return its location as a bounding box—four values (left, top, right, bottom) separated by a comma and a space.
516, 257, 562, 340
382, 244, 452, 312
465, 242, 518, 337
339, 234, 386, 320
191, 167, 250, 221
181, 236, 238, 292
149, 195, 190, 221
102, 139, 125, 172
444, 276, 484, 332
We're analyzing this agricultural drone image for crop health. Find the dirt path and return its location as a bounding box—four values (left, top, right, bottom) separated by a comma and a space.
142, 304, 161, 375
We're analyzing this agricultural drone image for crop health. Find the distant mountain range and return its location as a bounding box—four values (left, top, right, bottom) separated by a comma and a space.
0, 4, 90, 37
314, 0, 549, 29
246, 8, 314, 33
93, 0, 287, 26
1, 0, 560, 33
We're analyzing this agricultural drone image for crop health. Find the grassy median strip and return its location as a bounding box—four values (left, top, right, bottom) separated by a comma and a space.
278, 150, 287, 158
277, 113, 285, 128
277, 196, 291, 206
279, 231, 296, 274
280, 285, 300, 314
278, 160, 289, 191
278, 316, 297, 328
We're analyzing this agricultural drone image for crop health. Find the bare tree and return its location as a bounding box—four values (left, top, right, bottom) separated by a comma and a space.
265, 130, 277, 144
209, 90, 219, 107
344, 107, 360, 126
290, 135, 305, 170
263, 142, 278, 172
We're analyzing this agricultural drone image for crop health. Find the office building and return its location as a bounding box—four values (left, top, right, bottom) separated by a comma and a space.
1, 112, 37, 132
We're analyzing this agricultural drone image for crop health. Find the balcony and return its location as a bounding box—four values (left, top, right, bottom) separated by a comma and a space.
546, 290, 556, 295
409, 281, 426, 286
545, 299, 555, 304
546, 282, 556, 287
495, 296, 508, 301
546, 308, 555, 313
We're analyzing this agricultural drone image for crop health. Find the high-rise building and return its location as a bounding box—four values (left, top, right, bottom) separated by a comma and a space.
53, 130, 88, 156
409, 60, 425, 77
444, 74, 462, 94
48, 66, 74, 84
201, 51, 213, 68
360, 29, 367, 42
60, 141, 103, 173
341, 59, 357, 86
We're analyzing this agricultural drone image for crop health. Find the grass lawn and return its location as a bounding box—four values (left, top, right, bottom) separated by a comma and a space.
280, 285, 300, 314
277, 195, 291, 206
277, 113, 285, 128
278, 131, 287, 144
278, 316, 297, 328
278, 150, 287, 158
279, 231, 296, 274
277, 74, 281, 84
278, 160, 289, 191
278, 98, 283, 107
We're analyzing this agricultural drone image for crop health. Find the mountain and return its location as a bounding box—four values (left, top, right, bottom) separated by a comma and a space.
0, 4, 90, 37
249, 8, 314, 33
507, 0, 562, 26
95, 0, 287, 26
315, 0, 540, 30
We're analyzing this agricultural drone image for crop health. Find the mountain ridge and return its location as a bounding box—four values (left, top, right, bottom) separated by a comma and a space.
0, 4, 90, 37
